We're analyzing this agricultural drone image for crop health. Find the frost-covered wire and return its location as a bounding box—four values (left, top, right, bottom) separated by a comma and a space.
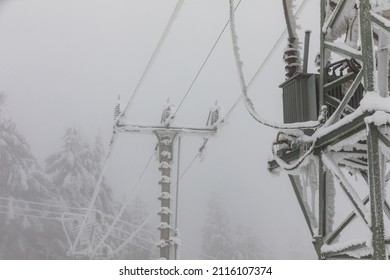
283, 0, 300, 43
122, 0, 184, 119
71, 132, 119, 254
0, 207, 74, 221
111, 212, 155, 256
224, 0, 309, 122
91, 152, 154, 255
228, 0, 319, 130
271, 141, 316, 171
173, 0, 242, 117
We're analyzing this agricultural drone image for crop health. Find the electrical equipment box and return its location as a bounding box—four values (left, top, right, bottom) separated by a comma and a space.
279, 73, 319, 124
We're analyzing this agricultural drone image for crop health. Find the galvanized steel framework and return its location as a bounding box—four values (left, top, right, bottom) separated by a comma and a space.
271, 0, 390, 259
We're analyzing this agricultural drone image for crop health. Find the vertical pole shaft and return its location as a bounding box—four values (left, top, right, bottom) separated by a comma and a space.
359, 0, 376, 92
174, 136, 181, 260
319, 0, 326, 107
367, 124, 386, 259
378, 30, 389, 97
316, 154, 326, 259
157, 132, 176, 260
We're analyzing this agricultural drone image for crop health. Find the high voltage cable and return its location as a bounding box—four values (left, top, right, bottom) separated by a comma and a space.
173, 0, 242, 117
75, 1, 186, 245
226, 0, 316, 130
122, 0, 184, 119
228, 0, 318, 170
0, 195, 153, 235
91, 152, 154, 255
71, 133, 119, 253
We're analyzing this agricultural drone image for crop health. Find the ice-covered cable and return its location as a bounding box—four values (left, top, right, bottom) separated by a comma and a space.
271, 141, 316, 171
228, 0, 319, 130
224, 0, 309, 122
91, 152, 154, 255
111, 212, 154, 256
173, 0, 242, 117
71, 132, 118, 254
122, 0, 184, 119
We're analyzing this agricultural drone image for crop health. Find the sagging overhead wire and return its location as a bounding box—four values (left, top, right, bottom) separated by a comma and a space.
224, 0, 309, 121
121, 0, 184, 120
228, 0, 322, 130
70, 132, 119, 254
72, 0, 184, 254
91, 152, 155, 255
173, 0, 243, 118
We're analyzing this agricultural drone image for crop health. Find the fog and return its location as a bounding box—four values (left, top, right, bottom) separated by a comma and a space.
0, 0, 322, 259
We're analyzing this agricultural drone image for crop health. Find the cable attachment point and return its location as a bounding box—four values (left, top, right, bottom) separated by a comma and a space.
318, 105, 328, 123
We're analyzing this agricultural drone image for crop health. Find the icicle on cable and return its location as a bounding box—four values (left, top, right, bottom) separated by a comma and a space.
70, 132, 119, 254
91, 152, 154, 256
228, 0, 320, 130
121, 0, 184, 119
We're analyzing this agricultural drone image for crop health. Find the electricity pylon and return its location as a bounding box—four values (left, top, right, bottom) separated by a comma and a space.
269, 0, 390, 259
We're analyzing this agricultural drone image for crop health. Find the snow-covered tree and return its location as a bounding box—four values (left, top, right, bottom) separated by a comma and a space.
232, 225, 264, 259
202, 196, 234, 259
0, 93, 65, 259
45, 127, 113, 213
201, 195, 264, 260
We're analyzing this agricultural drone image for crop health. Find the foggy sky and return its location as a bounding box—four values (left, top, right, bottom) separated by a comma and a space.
0, 0, 321, 259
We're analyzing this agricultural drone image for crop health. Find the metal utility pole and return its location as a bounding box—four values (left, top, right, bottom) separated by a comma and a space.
116, 102, 219, 260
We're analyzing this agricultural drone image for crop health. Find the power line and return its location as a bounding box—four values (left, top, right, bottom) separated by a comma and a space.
91, 152, 155, 255
225, 0, 314, 130
71, 132, 119, 253
173, 0, 243, 117
122, 0, 184, 119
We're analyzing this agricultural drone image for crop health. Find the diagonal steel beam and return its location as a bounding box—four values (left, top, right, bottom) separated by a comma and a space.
322, 153, 370, 226
288, 175, 315, 237
322, 0, 348, 33
371, 12, 390, 34
325, 195, 369, 245
326, 70, 364, 125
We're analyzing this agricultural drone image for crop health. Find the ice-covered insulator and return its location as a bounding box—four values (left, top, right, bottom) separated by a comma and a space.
284, 49, 302, 78
283, 37, 302, 78
114, 95, 121, 119
207, 101, 224, 128
160, 98, 175, 126
161, 107, 171, 123
210, 109, 219, 126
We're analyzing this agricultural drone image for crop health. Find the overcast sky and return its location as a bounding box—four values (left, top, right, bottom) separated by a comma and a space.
0, 0, 323, 259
